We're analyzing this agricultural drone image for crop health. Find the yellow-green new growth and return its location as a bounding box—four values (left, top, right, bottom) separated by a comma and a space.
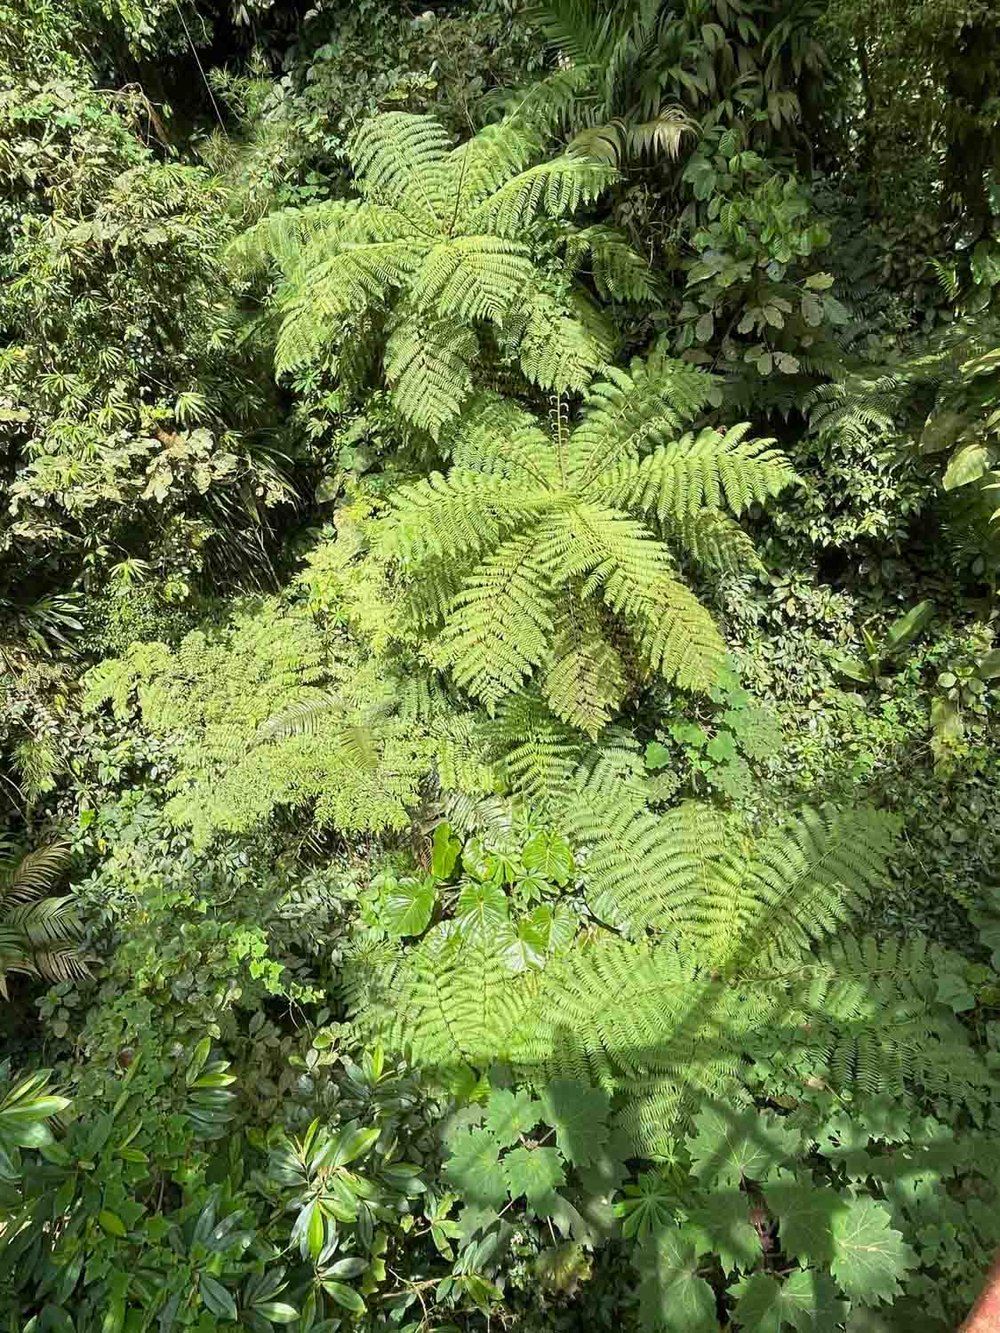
230, 111, 653, 435
383, 349, 796, 731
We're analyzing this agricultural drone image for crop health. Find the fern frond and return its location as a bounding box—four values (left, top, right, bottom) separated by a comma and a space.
550, 504, 727, 691
384, 471, 549, 565
447, 394, 559, 488
274, 239, 421, 373
383, 314, 478, 437
348, 112, 453, 219
543, 604, 626, 736
445, 119, 541, 213
569, 350, 714, 484
385, 924, 527, 1066
467, 156, 617, 238
0, 841, 69, 904
664, 508, 762, 573
510, 290, 607, 394
600, 424, 797, 520
439, 530, 556, 708
409, 235, 536, 322
564, 224, 657, 302
481, 692, 583, 809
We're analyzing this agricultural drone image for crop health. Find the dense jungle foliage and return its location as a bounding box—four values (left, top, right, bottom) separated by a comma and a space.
2, 0, 1000, 1328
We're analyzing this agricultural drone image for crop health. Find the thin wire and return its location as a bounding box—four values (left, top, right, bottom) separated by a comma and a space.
170, 0, 227, 132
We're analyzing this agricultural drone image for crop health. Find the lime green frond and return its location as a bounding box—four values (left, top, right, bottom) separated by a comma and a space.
542, 605, 626, 736
447, 394, 559, 488
564, 224, 658, 302
602, 423, 797, 522
348, 112, 453, 218
569, 350, 714, 484
510, 289, 608, 394
384, 471, 549, 565
408, 235, 536, 322
383, 315, 478, 439
444, 118, 542, 212
439, 531, 556, 708
466, 155, 618, 238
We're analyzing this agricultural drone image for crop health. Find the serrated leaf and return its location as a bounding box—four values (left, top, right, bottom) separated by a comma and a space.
383, 876, 436, 937
732, 1269, 847, 1332
504, 1145, 565, 1211
443, 1127, 507, 1208
521, 830, 574, 886
828, 1197, 916, 1305
484, 1088, 543, 1147
767, 1180, 843, 1266
637, 1226, 717, 1333
614, 1171, 676, 1240
540, 1078, 610, 1167
688, 1106, 799, 1188
688, 1188, 759, 1273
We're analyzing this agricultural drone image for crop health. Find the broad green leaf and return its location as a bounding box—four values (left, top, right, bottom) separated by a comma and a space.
503, 1145, 565, 1210
321, 1281, 366, 1313
767, 1180, 843, 1265
731, 1269, 847, 1332
942, 442, 989, 490
455, 880, 509, 940
98, 1209, 127, 1238
383, 876, 436, 937
431, 822, 461, 879
443, 1127, 507, 1208
521, 830, 574, 885
644, 740, 672, 771
500, 916, 547, 972
883, 600, 934, 654
688, 1106, 799, 1188
831, 654, 873, 685
330, 1123, 380, 1167
614, 1171, 676, 1240
976, 647, 1000, 680
688, 1187, 759, 1273
255, 1303, 298, 1325
540, 1079, 610, 1167
637, 1226, 717, 1333
199, 1274, 237, 1320
484, 1088, 542, 1147
828, 1196, 916, 1305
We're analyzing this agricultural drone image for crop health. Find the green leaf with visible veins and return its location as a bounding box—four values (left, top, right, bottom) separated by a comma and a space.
504, 1145, 565, 1211
540, 1079, 610, 1167
688, 1106, 799, 1188
521, 830, 574, 885
688, 1188, 760, 1273
828, 1197, 917, 1305
443, 1127, 507, 1208
383, 876, 436, 937
767, 1180, 844, 1266
484, 1088, 543, 1148
731, 1269, 847, 1331
637, 1226, 717, 1333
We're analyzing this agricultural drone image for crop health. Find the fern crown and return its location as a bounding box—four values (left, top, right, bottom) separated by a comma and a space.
381, 348, 796, 731
230, 111, 654, 435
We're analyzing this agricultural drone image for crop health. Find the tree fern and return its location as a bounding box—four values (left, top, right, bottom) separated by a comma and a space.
369, 796, 969, 1157
383, 352, 795, 731
230, 110, 646, 435
0, 840, 85, 996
